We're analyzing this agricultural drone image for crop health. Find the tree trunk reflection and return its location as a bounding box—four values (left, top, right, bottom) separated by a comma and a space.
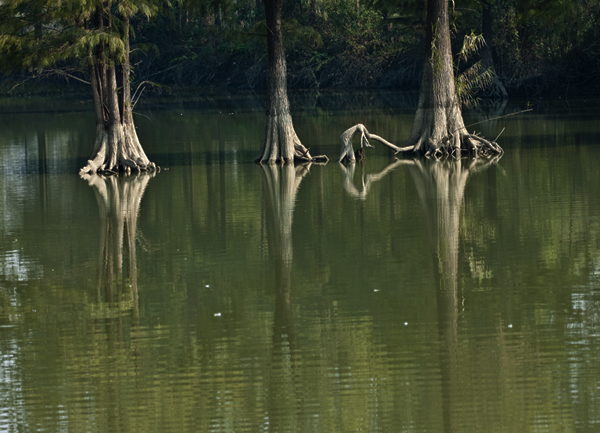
83, 173, 154, 320
409, 157, 500, 432
260, 164, 310, 432
82, 173, 153, 430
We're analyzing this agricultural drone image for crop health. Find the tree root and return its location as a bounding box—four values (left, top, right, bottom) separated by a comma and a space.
256, 113, 328, 164
79, 123, 160, 176
339, 123, 503, 162
338, 124, 414, 163
293, 141, 329, 163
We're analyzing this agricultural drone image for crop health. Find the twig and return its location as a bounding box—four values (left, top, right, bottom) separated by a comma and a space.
494, 127, 506, 142
464, 108, 533, 129
50, 69, 91, 85
131, 81, 155, 109
132, 112, 152, 121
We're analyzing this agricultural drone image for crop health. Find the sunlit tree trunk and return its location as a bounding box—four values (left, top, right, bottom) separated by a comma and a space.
79, 8, 158, 176
337, 4, 504, 163
256, 0, 327, 164
407, 0, 468, 156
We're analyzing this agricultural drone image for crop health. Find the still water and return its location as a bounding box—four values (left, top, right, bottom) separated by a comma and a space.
1, 93, 600, 432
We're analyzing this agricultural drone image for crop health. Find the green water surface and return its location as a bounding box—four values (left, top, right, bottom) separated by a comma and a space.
1, 94, 600, 432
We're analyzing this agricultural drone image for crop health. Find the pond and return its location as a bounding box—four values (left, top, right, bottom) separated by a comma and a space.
1, 92, 600, 432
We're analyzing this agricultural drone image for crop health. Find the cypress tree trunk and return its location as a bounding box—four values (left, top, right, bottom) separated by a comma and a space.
337, 0, 503, 161
79, 11, 157, 176
403, 0, 503, 158
406, 0, 469, 156
255, 0, 327, 164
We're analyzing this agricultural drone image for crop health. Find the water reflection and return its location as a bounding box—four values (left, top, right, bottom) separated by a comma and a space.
82, 173, 154, 320
4, 96, 600, 432
408, 157, 500, 433
260, 164, 311, 431
339, 159, 406, 200
81, 173, 156, 431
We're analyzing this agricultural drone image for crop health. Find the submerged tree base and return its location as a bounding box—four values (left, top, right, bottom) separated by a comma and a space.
79, 123, 160, 176
256, 113, 329, 165
338, 123, 503, 163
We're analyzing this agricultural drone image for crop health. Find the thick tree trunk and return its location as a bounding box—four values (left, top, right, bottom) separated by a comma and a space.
406, 0, 469, 157
337, 0, 503, 161
79, 12, 157, 176
256, 0, 327, 164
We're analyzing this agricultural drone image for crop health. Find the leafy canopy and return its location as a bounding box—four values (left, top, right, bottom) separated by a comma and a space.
0, 0, 159, 73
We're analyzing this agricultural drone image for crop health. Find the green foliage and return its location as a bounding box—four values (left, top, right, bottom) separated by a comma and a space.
129, 0, 413, 89
454, 31, 494, 107
0, 0, 159, 77
456, 61, 494, 107
3, 0, 600, 95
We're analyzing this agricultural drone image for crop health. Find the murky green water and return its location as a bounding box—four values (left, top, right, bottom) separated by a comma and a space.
1, 93, 600, 432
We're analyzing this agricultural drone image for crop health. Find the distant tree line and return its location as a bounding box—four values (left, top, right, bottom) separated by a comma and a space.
2, 0, 600, 97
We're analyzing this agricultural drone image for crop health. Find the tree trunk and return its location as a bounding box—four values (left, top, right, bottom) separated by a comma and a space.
256, 0, 327, 164
337, 0, 503, 161
79, 12, 157, 176
405, 0, 470, 157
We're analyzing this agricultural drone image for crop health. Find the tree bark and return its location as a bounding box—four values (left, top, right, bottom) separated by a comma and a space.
338, 124, 413, 163
256, 0, 327, 164
337, 0, 504, 161
79, 7, 158, 176
405, 0, 469, 156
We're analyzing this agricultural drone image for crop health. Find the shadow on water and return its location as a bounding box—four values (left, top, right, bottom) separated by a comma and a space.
408, 157, 501, 433
259, 163, 314, 431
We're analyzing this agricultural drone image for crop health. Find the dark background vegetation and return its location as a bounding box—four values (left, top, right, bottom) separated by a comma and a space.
2, 0, 600, 98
